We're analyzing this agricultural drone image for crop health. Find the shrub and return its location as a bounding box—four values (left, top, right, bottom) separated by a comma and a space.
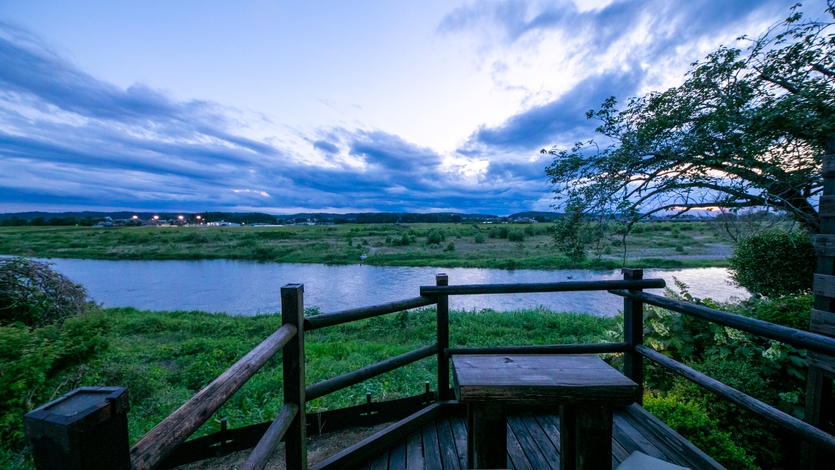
474, 234, 486, 244
507, 230, 525, 242
0, 258, 91, 327
426, 229, 445, 245
644, 395, 757, 470
728, 230, 815, 297
670, 359, 786, 469
444, 242, 455, 252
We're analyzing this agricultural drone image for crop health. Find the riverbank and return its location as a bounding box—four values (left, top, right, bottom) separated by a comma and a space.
0, 306, 616, 468
0, 221, 732, 270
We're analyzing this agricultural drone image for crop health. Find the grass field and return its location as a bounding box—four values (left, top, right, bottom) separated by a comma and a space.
0, 220, 733, 269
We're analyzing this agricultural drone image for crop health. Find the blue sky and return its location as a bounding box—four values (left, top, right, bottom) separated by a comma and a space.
0, 0, 823, 215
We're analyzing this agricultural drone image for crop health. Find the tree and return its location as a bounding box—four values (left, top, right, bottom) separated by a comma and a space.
0, 258, 91, 326
543, 3, 835, 239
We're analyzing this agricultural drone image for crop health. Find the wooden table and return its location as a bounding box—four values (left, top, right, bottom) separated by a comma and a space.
451, 354, 639, 469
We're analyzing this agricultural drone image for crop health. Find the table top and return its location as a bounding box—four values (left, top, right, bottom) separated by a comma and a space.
452, 354, 639, 405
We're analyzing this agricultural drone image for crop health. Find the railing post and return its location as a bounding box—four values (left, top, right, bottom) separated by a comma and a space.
436, 273, 450, 401
622, 268, 644, 405
802, 137, 835, 469
282, 284, 307, 470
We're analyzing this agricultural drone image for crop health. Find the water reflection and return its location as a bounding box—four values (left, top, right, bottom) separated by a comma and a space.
41, 259, 749, 317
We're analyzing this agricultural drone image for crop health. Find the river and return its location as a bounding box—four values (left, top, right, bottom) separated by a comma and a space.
37, 258, 749, 317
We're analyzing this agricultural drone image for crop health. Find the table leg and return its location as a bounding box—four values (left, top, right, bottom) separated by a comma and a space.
559, 405, 576, 470
561, 404, 612, 470
469, 402, 506, 469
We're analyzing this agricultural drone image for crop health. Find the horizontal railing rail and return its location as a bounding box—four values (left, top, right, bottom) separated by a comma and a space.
611, 290, 835, 357
130, 323, 298, 470
445, 342, 630, 356
304, 296, 436, 331
240, 403, 299, 470
637, 345, 835, 455
420, 278, 665, 296
305, 344, 437, 401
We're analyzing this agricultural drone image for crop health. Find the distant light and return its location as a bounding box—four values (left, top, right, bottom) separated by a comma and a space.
153, 215, 159, 220
132, 215, 138, 220
178, 215, 184, 220
196, 215, 202, 220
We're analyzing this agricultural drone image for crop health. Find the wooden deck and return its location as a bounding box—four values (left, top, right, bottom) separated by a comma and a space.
350, 404, 724, 470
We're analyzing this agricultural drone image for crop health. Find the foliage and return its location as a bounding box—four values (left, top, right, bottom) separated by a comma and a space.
670, 359, 787, 469
425, 228, 446, 245
728, 230, 815, 297
544, 3, 835, 236
643, 395, 757, 470
0, 258, 92, 327
473, 233, 485, 244
507, 230, 525, 242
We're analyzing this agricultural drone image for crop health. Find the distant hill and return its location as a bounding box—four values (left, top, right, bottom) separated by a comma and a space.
507, 211, 562, 220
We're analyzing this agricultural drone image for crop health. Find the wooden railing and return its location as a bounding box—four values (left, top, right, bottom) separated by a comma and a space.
30, 269, 835, 469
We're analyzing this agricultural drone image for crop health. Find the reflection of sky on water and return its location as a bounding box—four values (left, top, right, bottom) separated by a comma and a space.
41, 259, 749, 317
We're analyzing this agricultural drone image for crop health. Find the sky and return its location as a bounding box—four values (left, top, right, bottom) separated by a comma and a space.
0, 0, 825, 216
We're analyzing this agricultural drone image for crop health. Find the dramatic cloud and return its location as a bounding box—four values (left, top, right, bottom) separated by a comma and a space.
0, 1, 813, 214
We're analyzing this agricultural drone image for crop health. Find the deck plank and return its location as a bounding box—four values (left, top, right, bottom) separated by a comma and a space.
422, 422, 443, 470
450, 415, 469, 469
507, 421, 533, 470
388, 441, 406, 470
343, 406, 724, 470
369, 451, 388, 470
509, 415, 553, 470
612, 413, 668, 460
436, 417, 461, 470
520, 413, 559, 468
405, 431, 423, 470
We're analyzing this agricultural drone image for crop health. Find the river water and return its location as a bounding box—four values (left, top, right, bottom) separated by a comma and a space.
38, 258, 749, 317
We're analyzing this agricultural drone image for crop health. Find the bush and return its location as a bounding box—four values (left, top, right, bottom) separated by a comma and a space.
426, 229, 445, 245
644, 395, 757, 470
474, 234, 486, 244
729, 231, 815, 297
444, 242, 455, 252
670, 359, 786, 469
507, 230, 525, 242
0, 258, 91, 327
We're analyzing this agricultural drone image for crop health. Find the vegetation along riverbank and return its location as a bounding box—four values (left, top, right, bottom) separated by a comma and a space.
0, 220, 734, 270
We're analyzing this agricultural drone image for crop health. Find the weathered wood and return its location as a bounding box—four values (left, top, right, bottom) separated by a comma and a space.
420, 278, 665, 296
612, 290, 835, 357
816, 235, 835, 257
436, 418, 461, 470
422, 421, 443, 470
304, 296, 436, 331
508, 415, 550, 470
823, 154, 835, 178
637, 344, 835, 455
129, 323, 297, 470
559, 405, 576, 470
306, 344, 436, 401
405, 431, 424, 470
802, 366, 834, 469
623, 404, 724, 469
281, 284, 307, 470
612, 412, 668, 460
519, 413, 560, 467
470, 402, 506, 469
436, 274, 451, 401
240, 403, 298, 470
575, 405, 613, 470
820, 195, 835, 218
452, 355, 638, 405
811, 309, 835, 336
310, 403, 447, 470
445, 342, 629, 357
623, 268, 645, 405
814, 274, 835, 298
388, 441, 406, 470
807, 351, 835, 375
506, 422, 533, 470
450, 415, 469, 470
368, 451, 388, 470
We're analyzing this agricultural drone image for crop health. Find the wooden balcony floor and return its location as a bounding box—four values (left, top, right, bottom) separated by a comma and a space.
352, 405, 724, 470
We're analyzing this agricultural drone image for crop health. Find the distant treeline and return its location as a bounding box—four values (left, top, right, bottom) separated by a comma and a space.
0, 216, 104, 227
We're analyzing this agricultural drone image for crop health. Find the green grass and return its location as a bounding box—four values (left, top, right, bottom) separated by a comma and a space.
0, 306, 618, 467
0, 221, 734, 269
